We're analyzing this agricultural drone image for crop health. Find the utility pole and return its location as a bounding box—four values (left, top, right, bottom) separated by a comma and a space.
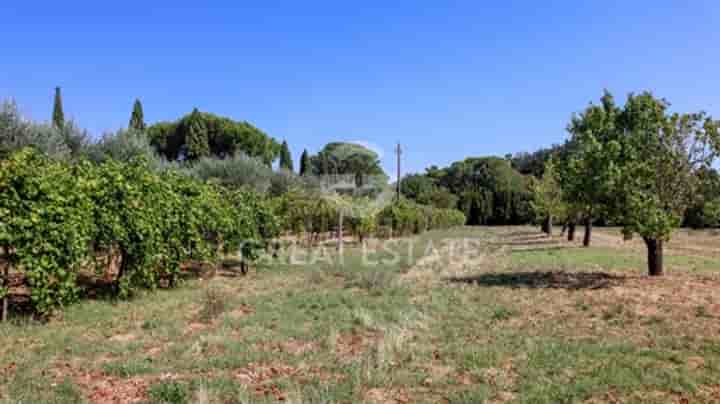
395, 142, 402, 202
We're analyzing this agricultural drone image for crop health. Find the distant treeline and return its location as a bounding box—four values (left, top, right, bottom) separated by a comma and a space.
401, 125, 720, 230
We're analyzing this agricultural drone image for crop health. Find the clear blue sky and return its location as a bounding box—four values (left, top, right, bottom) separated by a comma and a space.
2, 1, 719, 177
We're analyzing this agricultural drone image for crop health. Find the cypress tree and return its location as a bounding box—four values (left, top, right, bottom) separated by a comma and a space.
279, 140, 293, 172
299, 149, 310, 176
52, 86, 64, 129
129, 99, 146, 131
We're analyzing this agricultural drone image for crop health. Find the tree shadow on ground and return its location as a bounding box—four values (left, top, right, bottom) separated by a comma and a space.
493, 239, 561, 247
500, 230, 545, 238
446, 271, 626, 290
508, 246, 571, 253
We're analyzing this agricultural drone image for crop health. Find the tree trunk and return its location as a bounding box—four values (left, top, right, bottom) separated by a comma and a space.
583, 218, 592, 247
561, 222, 567, 236
644, 237, 664, 276
115, 251, 127, 296
567, 222, 576, 241
543, 215, 553, 236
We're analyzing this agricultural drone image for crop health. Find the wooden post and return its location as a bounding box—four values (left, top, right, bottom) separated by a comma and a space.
395, 143, 402, 202
337, 208, 344, 252
2, 262, 9, 322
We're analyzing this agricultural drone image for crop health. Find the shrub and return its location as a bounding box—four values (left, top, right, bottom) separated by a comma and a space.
186, 153, 274, 192
0, 100, 71, 160
85, 129, 162, 167
376, 199, 465, 237
149, 381, 189, 404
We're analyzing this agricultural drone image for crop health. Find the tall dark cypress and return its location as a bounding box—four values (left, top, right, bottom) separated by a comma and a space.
279, 141, 293, 172
299, 149, 310, 176
129, 99, 146, 131
52, 86, 64, 129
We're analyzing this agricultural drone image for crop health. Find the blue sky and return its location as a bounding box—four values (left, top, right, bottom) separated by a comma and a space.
2, 1, 719, 177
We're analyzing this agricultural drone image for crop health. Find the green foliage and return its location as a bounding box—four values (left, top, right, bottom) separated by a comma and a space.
617, 93, 720, 243
146, 109, 280, 164
272, 190, 464, 241
433, 157, 532, 225
564, 90, 623, 229
274, 191, 340, 236
149, 381, 189, 404
530, 159, 565, 223
268, 168, 319, 196
376, 199, 465, 237
401, 174, 459, 210
0, 100, 70, 160
0, 148, 277, 313
309, 142, 388, 188
128, 99, 146, 131
187, 152, 274, 192
86, 129, 162, 167
0, 150, 94, 314
52, 86, 64, 129
563, 90, 720, 274
684, 168, 720, 228
299, 148, 310, 175
702, 199, 720, 227
185, 108, 210, 159
509, 143, 570, 178
279, 140, 293, 171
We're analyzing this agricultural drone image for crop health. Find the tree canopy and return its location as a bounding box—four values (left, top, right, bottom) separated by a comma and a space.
299, 149, 310, 176
279, 140, 293, 172
146, 109, 280, 164
613, 92, 719, 275
309, 142, 388, 189
434, 156, 532, 225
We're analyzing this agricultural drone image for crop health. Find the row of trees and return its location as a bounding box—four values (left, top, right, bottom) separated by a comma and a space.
530, 91, 720, 276
401, 158, 534, 225
48, 88, 391, 189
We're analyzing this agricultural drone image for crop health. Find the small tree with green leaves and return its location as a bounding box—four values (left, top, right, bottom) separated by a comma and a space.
530, 159, 565, 236
617, 92, 719, 276
566, 90, 622, 246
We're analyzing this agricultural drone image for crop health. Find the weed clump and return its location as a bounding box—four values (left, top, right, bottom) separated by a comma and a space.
198, 287, 226, 323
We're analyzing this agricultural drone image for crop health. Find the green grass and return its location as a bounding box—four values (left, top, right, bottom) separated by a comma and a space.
2, 226, 720, 403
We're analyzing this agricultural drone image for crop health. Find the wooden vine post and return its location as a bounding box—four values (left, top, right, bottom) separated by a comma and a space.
337, 208, 344, 252
1, 259, 8, 323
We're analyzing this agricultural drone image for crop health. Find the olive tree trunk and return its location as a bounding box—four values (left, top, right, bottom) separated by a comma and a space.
643, 237, 664, 276
542, 216, 552, 236
583, 217, 592, 247
567, 222, 576, 241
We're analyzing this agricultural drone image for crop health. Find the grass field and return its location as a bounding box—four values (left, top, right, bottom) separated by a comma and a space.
2, 226, 720, 403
